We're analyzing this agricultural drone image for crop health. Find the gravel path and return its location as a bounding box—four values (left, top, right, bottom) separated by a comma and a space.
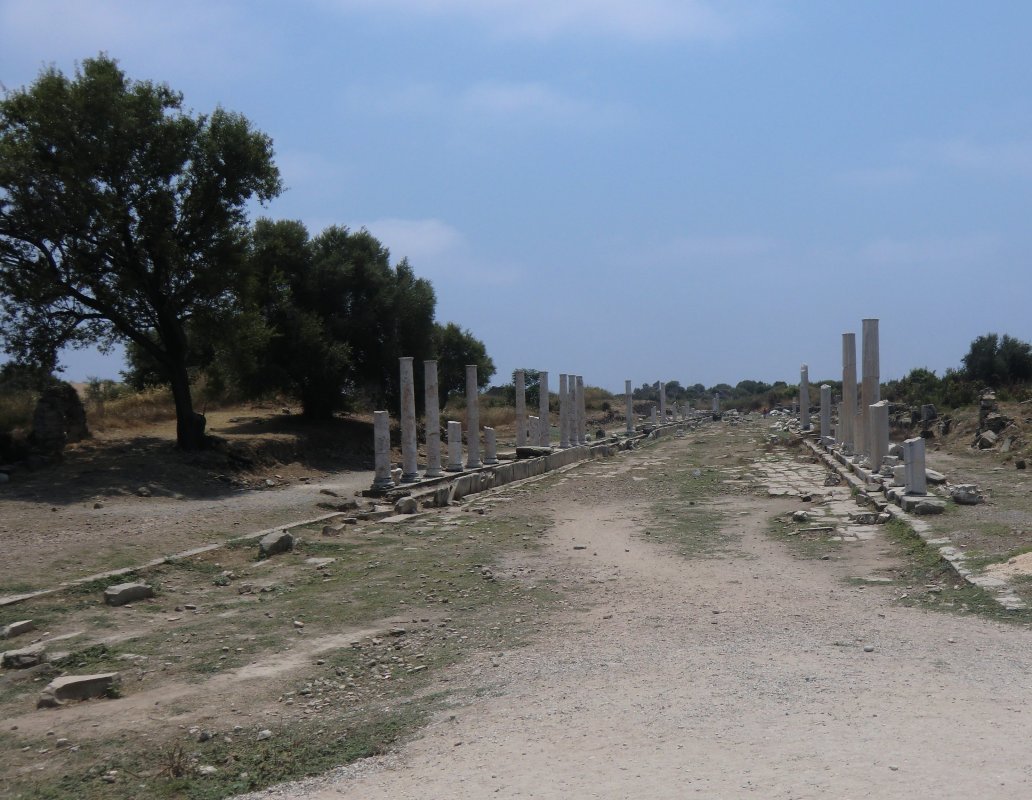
237, 430, 1032, 799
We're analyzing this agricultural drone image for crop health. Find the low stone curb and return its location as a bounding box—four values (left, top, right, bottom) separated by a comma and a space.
805, 438, 1026, 612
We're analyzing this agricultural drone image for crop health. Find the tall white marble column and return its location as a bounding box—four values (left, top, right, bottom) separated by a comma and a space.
372, 411, 394, 489
515, 369, 527, 447
862, 318, 880, 458
538, 371, 550, 447
820, 384, 831, 441
423, 360, 442, 478
465, 364, 481, 468
841, 333, 857, 453
712, 393, 720, 415
399, 357, 419, 482
483, 427, 498, 465
528, 415, 539, 445
625, 379, 634, 434
559, 373, 571, 448
445, 421, 463, 472
650, 406, 658, 425
870, 400, 889, 469
903, 436, 928, 495
659, 382, 667, 423
577, 375, 586, 444
799, 365, 811, 431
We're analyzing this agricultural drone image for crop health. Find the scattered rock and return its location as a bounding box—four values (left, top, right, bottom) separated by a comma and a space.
515, 446, 552, 459
925, 469, 947, 484
791, 510, 811, 523
256, 729, 273, 741
1017, 460, 1027, 470
1, 620, 34, 639
37, 673, 120, 708
135, 486, 152, 497
321, 524, 344, 536
863, 644, 875, 653
197, 765, 218, 775
258, 530, 294, 558
901, 496, 946, 515
103, 582, 154, 607
949, 484, 984, 505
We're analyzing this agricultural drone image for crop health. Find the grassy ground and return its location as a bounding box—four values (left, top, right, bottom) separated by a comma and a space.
0, 503, 560, 799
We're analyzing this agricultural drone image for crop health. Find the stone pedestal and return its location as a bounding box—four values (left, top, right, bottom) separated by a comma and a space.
445, 421, 463, 472
870, 400, 889, 469
861, 318, 880, 458
903, 436, 927, 495
483, 427, 499, 465
423, 360, 442, 478
465, 364, 481, 468
577, 375, 586, 444
559, 373, 571, 448
841, 333, 856, 452
515, 369, 527, 447
372, 411, 395, 489
399, 357, 419, 481
820, 384, 831, 441
800, 365, 811, 431
528, 415, 540, 446
538, 371, 550, 446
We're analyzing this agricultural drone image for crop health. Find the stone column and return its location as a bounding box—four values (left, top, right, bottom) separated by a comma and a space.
399, 357, 419, 482
465, 364, 481, 468
861, 318, 880, 458
903, 436, 928, 495
854, 409, 865, 460
538, 371, 550, 447
372, 411, 395, 489
659, 382, 667, 424
483, 427, 498, 465
650, 406, 658, 425
712, 393, 720, 415
559, 373, 571, 448
423, 360, 442, 478
528, 416, 539, 445
870, 400, 889, 469
577, 375, 587, 444
820, 384, 831, 441
799, 365, 810, 431
445, 421, 463, 472
625, 379, 634, 434
515, 369, 527, 447
841, 333, 857, 453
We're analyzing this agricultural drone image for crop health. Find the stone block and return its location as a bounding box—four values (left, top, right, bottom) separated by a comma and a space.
900, 495, 946, 515
925, 469, 947, 484
37, 673, 120, 708
2, 646, 45, 669
516, 446, 551, 459
103, 582, 155, 606
976, 430, 998, 449
1, 620, 34, 639
258, 531, 294, 558
394, 496, 418, 514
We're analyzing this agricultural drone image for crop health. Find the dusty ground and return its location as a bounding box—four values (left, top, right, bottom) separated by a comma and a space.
233, 421, 1032, 800
4, 413, 1032, 799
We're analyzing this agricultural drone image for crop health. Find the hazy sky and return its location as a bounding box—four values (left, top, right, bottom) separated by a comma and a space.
3, 1, 1031, 392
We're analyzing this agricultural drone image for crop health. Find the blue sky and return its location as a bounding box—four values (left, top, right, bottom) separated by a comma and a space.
3, 1, 1031, 392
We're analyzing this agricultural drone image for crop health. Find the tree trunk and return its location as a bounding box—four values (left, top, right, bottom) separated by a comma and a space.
168, 359, 206, 450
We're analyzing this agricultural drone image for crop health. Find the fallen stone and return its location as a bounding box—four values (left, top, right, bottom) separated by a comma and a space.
37, 673, 120, 708
256, 729, 273, 741
791, 510, 811, 523
1017, 460, 1027, 470
135, 486, 152, 497
515, 446, 552, 459
2, 646, 45, 669
900, 495, 946, 515
925, 469, 947, 484
258, 530, 294, 558
394, 496, 418, 515
1, 620, 34, 639
976, 430, 998, 450
849, 512, 882, 525
949, 484, 984, 505
103, 582, 154, 606
321, 524, 344, 536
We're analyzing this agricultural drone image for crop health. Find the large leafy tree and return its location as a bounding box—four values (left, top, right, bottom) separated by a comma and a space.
0, 55, 281, 449
962, 333, 1032, 385
434, 322, 495, 406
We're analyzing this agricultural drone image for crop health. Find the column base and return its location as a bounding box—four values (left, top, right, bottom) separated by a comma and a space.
371, 477, 395, 490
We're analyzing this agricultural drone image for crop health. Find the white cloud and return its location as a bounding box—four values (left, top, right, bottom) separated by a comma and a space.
360, 218, 466, 263
859, 234, 1001, 265
836, 166, 915, 188
655, 235, 779, 260
316, 0, 760, 43
927, 139, 1032, 178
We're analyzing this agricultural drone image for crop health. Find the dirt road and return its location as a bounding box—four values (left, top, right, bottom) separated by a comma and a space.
247, 424, 1032, 799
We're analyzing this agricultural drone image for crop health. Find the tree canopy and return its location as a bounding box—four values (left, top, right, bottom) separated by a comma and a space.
0, 55, 281, 448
